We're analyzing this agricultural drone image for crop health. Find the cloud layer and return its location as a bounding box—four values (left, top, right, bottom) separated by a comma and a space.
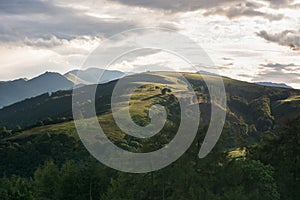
111, 0, 298, 12
203, 2, 284, 21
257, 30, 300, 50
253, 63, 300, 84
0, 0, 300, 88
0, 0, 137, 47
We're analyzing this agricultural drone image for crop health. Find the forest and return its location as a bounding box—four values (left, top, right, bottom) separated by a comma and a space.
0, 116, 299, 200
0, 73, 299, 199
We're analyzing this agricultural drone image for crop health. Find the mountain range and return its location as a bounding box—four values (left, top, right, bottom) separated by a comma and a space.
64, 68, 125, 85
255, 82, 293, 89
0, 72, 73, 108
0, 68, 124, 108
0, 72, 299, 144
0, 68, 295, 109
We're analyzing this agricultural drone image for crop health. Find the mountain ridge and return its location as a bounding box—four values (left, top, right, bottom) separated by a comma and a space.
0, 68, 125, 108
0, 72, 73, 108
64, 68, 125, 84
0, 72, 299, 137
255, 82, 293, 89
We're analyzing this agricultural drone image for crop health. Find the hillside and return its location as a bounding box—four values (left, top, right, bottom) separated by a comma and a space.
0, 72, 299, 146
0, 72, 299, 200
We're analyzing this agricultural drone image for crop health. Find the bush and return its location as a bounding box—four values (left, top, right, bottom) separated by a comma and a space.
161, 88, 172, 95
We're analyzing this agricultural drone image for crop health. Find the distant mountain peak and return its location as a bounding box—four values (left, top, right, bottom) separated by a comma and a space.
36, 71, 61, 77
64, 68, 125, 85
0, 68, 126, 108
255, 82, 293, 89
197, 70, 220, 76
0, 71, 73, 108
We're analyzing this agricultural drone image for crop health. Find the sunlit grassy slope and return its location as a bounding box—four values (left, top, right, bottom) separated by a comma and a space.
7, 73, 181, 142
2, 72, 300, 144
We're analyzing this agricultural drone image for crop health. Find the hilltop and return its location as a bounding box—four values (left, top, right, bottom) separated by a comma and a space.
0, 72, 299, 147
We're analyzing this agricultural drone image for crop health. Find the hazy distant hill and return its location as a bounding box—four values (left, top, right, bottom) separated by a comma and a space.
0, 68, 126, 108
255, 82, 293, 89
0, 72, 73, 108
64, 68, 125, 85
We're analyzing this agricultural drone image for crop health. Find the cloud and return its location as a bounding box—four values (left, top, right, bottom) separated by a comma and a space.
23, 36, 68, 48
263, 0, 299, 8
111, 0, 296, 11
252, 63, 300, 83
203, 2, 284, 21
261, 63, 298, 69
257, 30, 300, 50
222, 57, 233, 61
0, 0, 60, 14
0, 0, 137, 47
19, 35, 105, 49
110, 0, 242, 12
111, 0, 291, 20
237, 73, 253, 78
111, 0, 300, 12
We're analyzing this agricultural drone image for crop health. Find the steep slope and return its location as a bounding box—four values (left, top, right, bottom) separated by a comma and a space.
0, 72, 73, 108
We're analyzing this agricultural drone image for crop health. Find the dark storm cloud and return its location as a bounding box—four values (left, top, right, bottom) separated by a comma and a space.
252, 63, 300, 83
0, 0, 137, 47
257, 30, 300, 50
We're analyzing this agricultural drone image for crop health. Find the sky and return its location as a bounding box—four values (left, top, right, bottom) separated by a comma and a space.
0, 0, 300, 88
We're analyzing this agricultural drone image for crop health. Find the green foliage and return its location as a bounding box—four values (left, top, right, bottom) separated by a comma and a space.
229, 96, 249, 114
0, 119, 288, 200
250, 97, 274, 131
248, 116, 300, 200
32, 160, 114, 200
0, 126, 7, 132
33, 161, 59, 200
0, 126, 11, 139
0, 133, 88, 177
42, 118, 53, 125
12, 125, 22, 134
161, 87, 172, 95
0, 176, 33, 200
